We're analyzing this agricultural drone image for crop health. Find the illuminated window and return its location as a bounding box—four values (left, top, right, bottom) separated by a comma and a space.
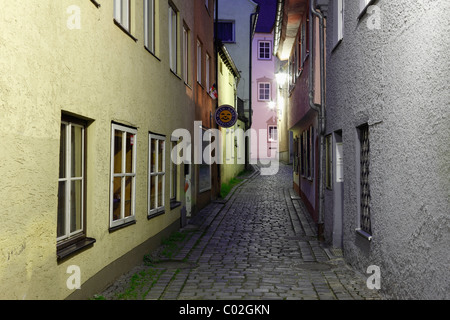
110, 123, 137, 228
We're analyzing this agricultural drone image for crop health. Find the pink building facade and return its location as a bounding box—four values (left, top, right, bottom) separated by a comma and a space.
251, 30, 278, 161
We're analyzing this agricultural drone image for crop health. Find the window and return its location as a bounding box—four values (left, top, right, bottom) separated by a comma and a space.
170, 138, 181, 208
293, 137, 299, 174
206, 53, 210, 92
197, 40, 202, 84
358, 124, 372, 236
58, 118, 86, 242
169, 4, 178, 72
217, 21, 235, 43
300, 133, 305, 176
300, 127, 314, 179
258, 41, 271, 60
300, 22, 307, 65
149, 133, 166, 216
308, 126, 314, 179
114, 0, 131, 31
144, 0, 155, 53
57, 116, 95, 260
110, 123, 137, 229
258, 82, 271, 101
333, 0, 344, 49
268, 125, 278, 142
183, 25, 190, 84
325, 134, 333, 189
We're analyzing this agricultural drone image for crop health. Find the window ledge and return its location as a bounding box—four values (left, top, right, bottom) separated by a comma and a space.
171, 69, 182, 80
170, 201, 182, 210
57, 237, 96, 262
356, 228, 373, 241
144, 46, 161, 61
148, 210, 165, 220
113, 19, 138, 42
109, 220, 136, 233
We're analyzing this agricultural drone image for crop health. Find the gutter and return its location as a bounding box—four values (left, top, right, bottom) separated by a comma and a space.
309, 0, 326, 240
273, 0, 284, 56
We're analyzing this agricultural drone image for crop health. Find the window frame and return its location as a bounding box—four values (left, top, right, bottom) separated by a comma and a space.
217, 21, 235, 43
206, 53, 211, 93
258, 40, 272, 60
199, 127, 212, 193
197, 40, 202, 85
144, 0, 156, 53
268, 125, 278, 143
332, 0, 344, 50
170, 137, 182, 209
109, 123, 138, 230
258, 82, 271, 102
114, 0, 131, 32
148, 133, 166, 217
325, 134, 333, 190
183, 24, 190, 85
57, 117, 86, 243
169, 4, 179, 73
357, 123, 372, 239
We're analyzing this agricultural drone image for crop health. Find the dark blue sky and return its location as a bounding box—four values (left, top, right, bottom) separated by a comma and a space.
254, 0, 278, 33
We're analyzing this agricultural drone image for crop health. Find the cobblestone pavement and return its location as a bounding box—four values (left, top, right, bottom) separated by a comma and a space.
99, 162, 384, 300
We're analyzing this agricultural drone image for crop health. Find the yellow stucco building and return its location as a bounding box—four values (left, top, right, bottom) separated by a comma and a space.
0, 0, 201, 299
217, 44, 246, 185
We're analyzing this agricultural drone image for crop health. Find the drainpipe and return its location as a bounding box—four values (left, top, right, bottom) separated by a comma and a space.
309, 0, 326, 241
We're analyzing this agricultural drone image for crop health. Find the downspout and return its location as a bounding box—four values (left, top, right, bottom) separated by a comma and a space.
309, 0, 326, 241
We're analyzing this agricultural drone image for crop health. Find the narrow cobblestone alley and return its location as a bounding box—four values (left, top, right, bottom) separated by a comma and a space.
99, 163, 384, 301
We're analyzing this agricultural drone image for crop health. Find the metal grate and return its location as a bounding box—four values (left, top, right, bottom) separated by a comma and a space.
360, 124, 372, 235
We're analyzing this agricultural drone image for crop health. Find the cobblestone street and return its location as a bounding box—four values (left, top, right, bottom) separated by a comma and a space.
99, 163, 384, 301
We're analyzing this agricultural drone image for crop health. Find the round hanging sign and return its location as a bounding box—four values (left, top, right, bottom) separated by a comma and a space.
215, 105, 238, 128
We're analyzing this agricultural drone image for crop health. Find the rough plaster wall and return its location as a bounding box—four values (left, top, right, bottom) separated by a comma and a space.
325, 0, 450, 299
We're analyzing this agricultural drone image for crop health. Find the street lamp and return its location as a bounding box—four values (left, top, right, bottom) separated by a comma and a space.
268, 101, 276, 110
275, 72, 288, 87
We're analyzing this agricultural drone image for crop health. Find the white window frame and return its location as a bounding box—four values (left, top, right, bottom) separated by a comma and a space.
183, 25, 189, 84
206, 53, 210, 92
169, 5, 178, 72
258, 82, 271, 101
58, 121, 85, 242
114, 0, 131, 31
144, 0, 155, 53
170, 137, 179, 202
258, 41, 271, 60
268, 125, 278, 142
197, 40, 202, 84
148, 133, 166, 216
217, 21, 235, 43
110, 123, 137, 228
333, 0, 344, 49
